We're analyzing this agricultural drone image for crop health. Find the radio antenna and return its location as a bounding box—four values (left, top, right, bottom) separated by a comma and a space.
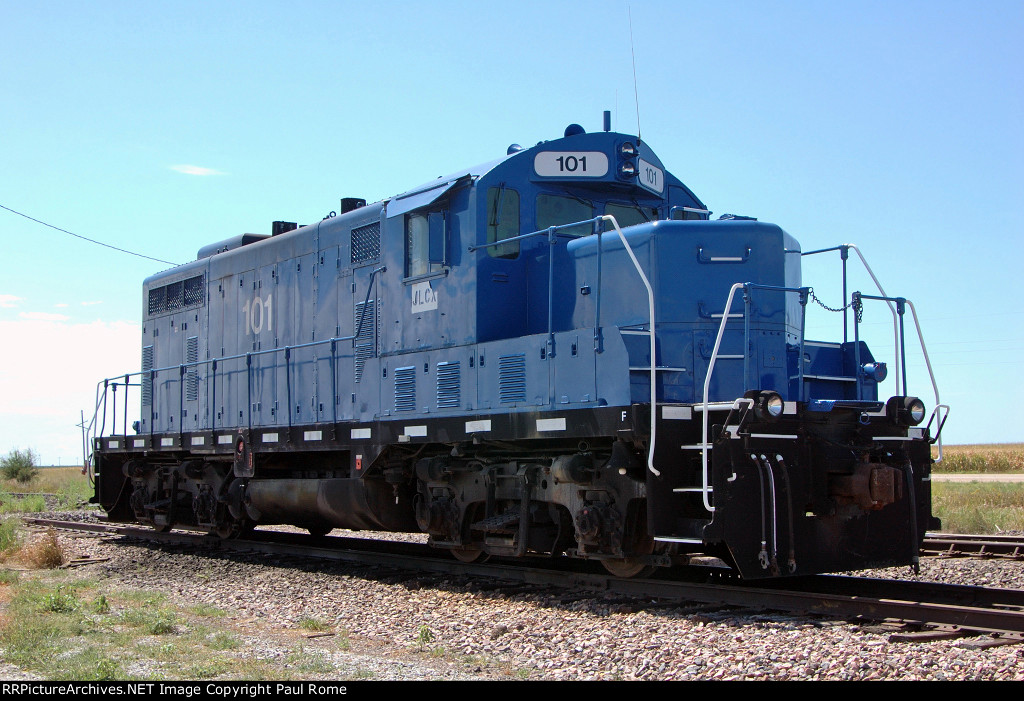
629, 6, 641, 144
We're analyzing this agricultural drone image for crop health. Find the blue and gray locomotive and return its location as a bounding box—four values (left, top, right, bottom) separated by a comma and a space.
90, 117, 944, 578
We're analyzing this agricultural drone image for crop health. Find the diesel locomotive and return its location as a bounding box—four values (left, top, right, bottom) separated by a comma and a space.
89, 116, 946, 578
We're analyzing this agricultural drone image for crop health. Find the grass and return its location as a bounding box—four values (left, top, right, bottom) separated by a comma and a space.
297, 615, 330, 632
0, 568, 364, 681
932, 482, 1024, 534
926, 444, 1024, 533
0, 523, 65, 568
0, 518, 22, 556
0, 494, 47, 514
0, 520, 380, 681
0, 466, 93, 507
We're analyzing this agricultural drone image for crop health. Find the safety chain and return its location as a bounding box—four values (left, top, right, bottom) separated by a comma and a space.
809, 290, 864, 322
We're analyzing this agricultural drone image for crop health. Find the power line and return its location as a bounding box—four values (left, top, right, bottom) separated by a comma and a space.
0, 203, 180, 267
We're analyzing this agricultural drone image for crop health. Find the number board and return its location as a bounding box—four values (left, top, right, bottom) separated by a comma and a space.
534, 151, 609, 178
637, 158, 664, 194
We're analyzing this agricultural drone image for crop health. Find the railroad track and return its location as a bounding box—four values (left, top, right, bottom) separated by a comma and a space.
923, 533, 1024, 560
24, 517, 1024, 645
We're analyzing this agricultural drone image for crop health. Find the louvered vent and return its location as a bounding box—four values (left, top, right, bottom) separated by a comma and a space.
498, 354, 527, 403
353, 299, 378, 383
394, 366, 416, 412
436, 361, 460, 409
141, 345, 154, 406
351, 222, 381, 264
185, 336, 199, 402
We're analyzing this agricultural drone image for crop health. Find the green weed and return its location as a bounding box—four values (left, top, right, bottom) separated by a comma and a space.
1, 448, 39, 483
0, 517, 21, 556
297, 616, 329, 632
416, 624, 434, 646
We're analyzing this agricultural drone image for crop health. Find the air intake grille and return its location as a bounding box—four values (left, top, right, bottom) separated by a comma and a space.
185, 336, 199, 402
141, 345, 154, 406
148, 274, 205, 317
353, 299, 378, 383
436, 361, 460, 409
165, 280, 184, 310
351, 222, 381, 264
498, 354, 526, 403
394, 366, 416, 412
147, 287, 165, 315
184, 276, 204, 306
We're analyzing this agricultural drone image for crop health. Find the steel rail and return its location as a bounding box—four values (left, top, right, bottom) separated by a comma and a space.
27, 518, 1024, 639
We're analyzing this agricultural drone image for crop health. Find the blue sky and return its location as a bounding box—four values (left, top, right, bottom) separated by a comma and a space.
1, 1, 1021, 464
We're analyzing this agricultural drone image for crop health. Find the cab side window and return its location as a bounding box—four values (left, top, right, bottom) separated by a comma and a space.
486, 187, 520, 259
537, 193, 594, 237
405, 211, 446, 278
604, 202, 658, 230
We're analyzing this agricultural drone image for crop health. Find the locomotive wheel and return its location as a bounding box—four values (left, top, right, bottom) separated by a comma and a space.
450, 546, 488, 563
214, 522, 241, 540
213, 515, 252, 540
601, 557, 656, 578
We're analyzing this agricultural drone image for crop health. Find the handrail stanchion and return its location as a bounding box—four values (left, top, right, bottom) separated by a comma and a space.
798, 288, 809, 402
246, 353, 253, 431
285, 347, 293, 430
330, 339, 338, 425
593, 217, 603, 353
841, 244, 849, 344
178, 364, 185, 439
742, 287, 751, 393
101, 379, 108, 439
853, 292, 863, 400
211, 359, 218, 429
547, 227, 557, 359
123, 374, 130, 436
897, 298, 908, 394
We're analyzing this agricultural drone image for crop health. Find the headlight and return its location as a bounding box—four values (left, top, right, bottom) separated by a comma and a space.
619, 161, 637, 177
748, 390, 785, 421
886, 396, 926, 426
908, 398, 926, 424
620, 142, 636, 156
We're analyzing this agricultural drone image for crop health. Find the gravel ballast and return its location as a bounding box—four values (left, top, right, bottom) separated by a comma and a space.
7, 512, 1024, 681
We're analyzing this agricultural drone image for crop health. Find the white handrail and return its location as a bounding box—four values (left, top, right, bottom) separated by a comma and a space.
906, 299, 949, 461
599, 215, 660, 477
699, 282, 747, 512
844, 244, 902, 395
82, 378, 108, 481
